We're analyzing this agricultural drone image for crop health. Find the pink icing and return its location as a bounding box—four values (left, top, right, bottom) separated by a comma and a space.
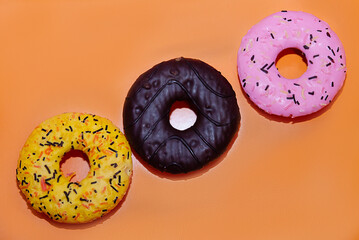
237, 11, 347, 117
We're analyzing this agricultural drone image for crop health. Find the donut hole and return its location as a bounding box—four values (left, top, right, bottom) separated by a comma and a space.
169, 101, 197, 131
275, 48, 308, 79
60, 149, 90, 182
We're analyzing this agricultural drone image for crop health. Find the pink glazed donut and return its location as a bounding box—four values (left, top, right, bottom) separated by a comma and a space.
237, 11, 347, 117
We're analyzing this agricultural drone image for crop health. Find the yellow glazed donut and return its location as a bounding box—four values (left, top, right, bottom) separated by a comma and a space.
16, 113, 132, 223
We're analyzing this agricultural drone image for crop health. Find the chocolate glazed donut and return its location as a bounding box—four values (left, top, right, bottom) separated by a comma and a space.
123, 57, 240, 174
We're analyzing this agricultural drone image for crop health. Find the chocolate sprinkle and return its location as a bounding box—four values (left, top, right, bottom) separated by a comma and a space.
44, 165, 51, 174
82, 116, 88, 123
110, 185, 119, 192
267, 62, 275, 70
64, 191, 70, 202
93, 128, 103, 134
260, 64, 269, 74
327, 56, 335, 63
114, 170, 121, 178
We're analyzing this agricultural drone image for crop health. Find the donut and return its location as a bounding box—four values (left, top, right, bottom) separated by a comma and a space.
123, 57, 240, 174
237, 11, 347, 117
16, 113, 132, 223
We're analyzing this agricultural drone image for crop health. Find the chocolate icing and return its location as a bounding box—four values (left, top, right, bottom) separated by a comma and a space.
123, 57, 240, 173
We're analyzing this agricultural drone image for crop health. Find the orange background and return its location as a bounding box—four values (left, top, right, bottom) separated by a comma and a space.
1, 0, 359, 239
